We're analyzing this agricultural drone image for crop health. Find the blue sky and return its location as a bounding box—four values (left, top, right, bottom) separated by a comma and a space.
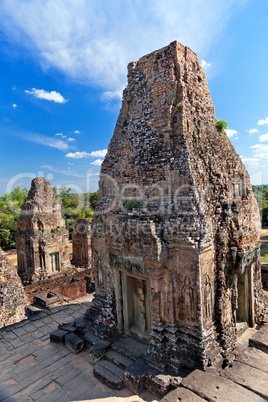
0, 0, 267, 196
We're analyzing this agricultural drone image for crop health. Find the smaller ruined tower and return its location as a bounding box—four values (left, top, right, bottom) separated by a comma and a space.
16, 177, 70, 284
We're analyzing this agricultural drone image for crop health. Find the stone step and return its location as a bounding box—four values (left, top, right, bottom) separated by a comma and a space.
93, 359, 125, 389
105, 349, 135, 369
249, 326, 268, 353
112, 335, 148, 360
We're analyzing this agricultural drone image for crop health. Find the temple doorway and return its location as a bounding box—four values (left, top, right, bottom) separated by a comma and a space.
49, 252, 60, 272
234, 265, 254, 334
116, 271, 151, 340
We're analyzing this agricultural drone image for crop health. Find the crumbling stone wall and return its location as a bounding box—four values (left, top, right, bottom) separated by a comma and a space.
0, 248, 29, 328
16, 177, 70, 285
91, 41, 264, 370
72, 218, 92, 268
24, 268, 92, 303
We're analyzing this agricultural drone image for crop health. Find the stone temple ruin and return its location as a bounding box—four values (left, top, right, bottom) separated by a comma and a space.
16, 177, 70, 285
0, 248, 29, 328
72, 218, 92, 268
89, 40, 264, 373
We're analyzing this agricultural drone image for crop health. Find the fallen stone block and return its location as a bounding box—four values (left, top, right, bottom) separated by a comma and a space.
65, 332, 84, 354
50, 329, 68, 344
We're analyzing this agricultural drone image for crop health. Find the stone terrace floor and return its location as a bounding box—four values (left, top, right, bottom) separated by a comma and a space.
1, 295, 268, 401
0, 295, 157, 402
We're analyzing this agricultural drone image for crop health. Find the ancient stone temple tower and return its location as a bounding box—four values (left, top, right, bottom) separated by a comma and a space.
16, 177, 70, 284
91, 41, 264, 370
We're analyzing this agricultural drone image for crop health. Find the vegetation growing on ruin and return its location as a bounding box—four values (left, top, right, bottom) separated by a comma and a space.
52, 187, 98, 237
0, 187, 28, 249
216, 120, 228, 131
252, 185, 268, 227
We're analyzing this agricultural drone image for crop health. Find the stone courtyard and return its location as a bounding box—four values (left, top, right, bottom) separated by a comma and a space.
0, 295, 267, 401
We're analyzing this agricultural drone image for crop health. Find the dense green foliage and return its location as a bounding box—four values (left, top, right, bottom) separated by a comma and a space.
0, 187, 28, 249
252, 185, 268, 226
0, 186, 99, 249
216, 120, 228, 132
52, 187, 98, 237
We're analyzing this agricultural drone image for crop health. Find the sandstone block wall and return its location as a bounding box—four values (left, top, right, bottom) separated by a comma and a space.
0, 248, 29, 328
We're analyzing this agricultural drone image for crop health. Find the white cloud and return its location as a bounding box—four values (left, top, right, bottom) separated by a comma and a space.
90, 159, 103, 166
65, 151, 90, 159
65, 149, 107, 158
241, 157, 260, 167
25, 88, 67, 103
250, 144, 268, 159
25, 134, 69, 150
74, 130, 80, 134
12, 103, 17, 108
248, 128, 258, 134
67, 137, 76, 142
259, 133, 268, 142
89, 149, 107, 157
257, 117, 268, 125
0, 0, 246, 95
67, 162, 73, 165
55, 132, 66, 138
225, 129, 238, 138
101, 90, 123, 102
200, 59, 211, 68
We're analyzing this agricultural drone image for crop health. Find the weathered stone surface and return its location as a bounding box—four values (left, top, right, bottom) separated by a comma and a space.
16, 177, 70, 285
90, 40, 264, 370
94, 359, 125, 389
236, 346, 268, 373
72, 218, 92, 268
112, 336, 148, 360
59, 324, 76, 333
24, 268, 91, 303
181, 369, 265, 402
83, 331, 102, 349
106, 348, 135, 368
50, 329, 68, 344
34, 291, 60, 308
221, 361, 268, 400
65, 332, 84, 354
249, 326, 268, 352
0, 248, 29, 328
89, 340, 111, 360
161, 387, 204, 402
124, 357, 147, 394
